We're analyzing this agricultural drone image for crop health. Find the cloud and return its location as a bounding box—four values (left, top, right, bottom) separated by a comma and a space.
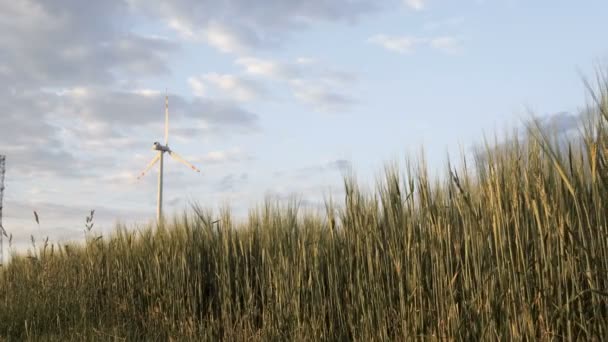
236, 57, 300, 79
193, 148, 254, 165
128, 0, 381, 54
3, 146, 80, 179
188, 77, 207, 97
189, 73, 266, 102
368, 34, 423, 54
471, 112, 585, 166
326, 159, 353, 173
404, 0, 427, 11
536, 112, 581, 136
203, 22, 285, 54
204, 24, 250, 54
51, 88, 259, 134
0, 91, 61, 145
275, 159, 353, 179
236, 57, 358, 112
290, 79, 356, 112
0, 0, 175, 89
216, 173, 249, 192
368, 34, 463, 54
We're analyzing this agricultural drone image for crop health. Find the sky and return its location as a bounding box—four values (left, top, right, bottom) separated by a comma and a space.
1, 0, 608, 255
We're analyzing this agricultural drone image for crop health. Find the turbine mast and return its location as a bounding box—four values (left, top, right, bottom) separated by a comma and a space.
157, 151, 164, 222
157, 94, 169, 223
0, 155, 6, 266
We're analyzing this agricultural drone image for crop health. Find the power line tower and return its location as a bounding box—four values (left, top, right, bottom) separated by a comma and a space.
0, 155, 5, 266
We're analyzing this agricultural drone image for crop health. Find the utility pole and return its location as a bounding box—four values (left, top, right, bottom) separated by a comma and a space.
0, 155, 6, 266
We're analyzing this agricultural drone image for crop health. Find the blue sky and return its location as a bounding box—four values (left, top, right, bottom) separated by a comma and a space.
1, 0, 607, 254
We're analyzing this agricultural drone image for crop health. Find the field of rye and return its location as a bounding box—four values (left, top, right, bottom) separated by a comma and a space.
1, 77, 608, 340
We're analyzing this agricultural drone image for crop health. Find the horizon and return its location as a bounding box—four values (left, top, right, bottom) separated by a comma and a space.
2, 0, 608, 254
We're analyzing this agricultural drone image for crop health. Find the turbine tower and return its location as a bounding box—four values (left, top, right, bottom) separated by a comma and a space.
0, 155, 6, 266
137, 96, 201, 222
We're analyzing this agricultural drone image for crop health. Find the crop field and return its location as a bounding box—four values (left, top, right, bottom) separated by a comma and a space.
1, 80, 608, 340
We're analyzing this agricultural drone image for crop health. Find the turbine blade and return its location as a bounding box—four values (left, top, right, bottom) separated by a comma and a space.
168, 151, 201, 173
164, 95, 169, 145
136, 154, 161, 180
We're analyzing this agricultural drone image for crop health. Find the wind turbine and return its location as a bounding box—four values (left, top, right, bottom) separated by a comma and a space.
137, 95, 201, 222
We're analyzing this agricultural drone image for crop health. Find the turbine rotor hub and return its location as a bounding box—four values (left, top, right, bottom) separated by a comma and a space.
152, 142, 170, 152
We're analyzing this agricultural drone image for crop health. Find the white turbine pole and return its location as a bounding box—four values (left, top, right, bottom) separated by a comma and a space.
157, 94, 169, 223
157, 151, 164, 222
0, 155, 6, 266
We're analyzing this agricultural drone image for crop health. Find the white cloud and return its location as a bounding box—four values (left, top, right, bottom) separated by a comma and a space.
204, 24, 250, 54
404, 0, 427, 11
166, 19, 254, 54
128, 0, 379, 54
234, 57, 357, 112
188, 77, 206, 97
202, 73, 265, 101
368, 34, 423, 53
203, 151, 232, 163
167, 17, 197, 40
236, 57, 297, 79
194, 148, 253, 165
188, 73, 266, 102
0, 0, 175, 89
290, 79, 355, 112
296, 57, 317, 65
132, 89, 162, 97
369, 34, 463, 54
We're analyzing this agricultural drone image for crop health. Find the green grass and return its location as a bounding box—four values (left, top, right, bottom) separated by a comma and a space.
2, 77, 608, 341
